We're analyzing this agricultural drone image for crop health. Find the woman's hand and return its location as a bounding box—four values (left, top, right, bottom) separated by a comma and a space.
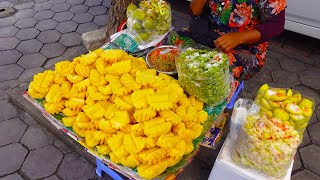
214, 32, 243, 53
214, 29, 261, 53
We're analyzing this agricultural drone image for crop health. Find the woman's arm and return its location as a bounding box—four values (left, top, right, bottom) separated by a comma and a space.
214, 10, 286, 53
190, 0, 207, 16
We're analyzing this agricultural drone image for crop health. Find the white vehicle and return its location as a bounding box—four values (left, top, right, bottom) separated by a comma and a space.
285, 0, 320, 39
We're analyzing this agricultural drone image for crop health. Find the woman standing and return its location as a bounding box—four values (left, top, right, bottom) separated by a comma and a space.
189, 0, 286, 80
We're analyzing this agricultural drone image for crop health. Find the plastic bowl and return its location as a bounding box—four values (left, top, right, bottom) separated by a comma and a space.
145, 45, 180, 75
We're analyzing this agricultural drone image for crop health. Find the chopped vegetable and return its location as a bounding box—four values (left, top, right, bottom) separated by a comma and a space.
233, 115, 300, 178
147, 46, 180, 72
176, 48, 231, 106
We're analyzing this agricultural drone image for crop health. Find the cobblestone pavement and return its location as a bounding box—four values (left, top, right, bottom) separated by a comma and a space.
0, 0, 320, 180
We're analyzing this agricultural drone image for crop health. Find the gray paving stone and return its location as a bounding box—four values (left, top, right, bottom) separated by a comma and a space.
57, 152, 95, 180
20, 124, 54, 150
19, 67, 45, 82
54, 138, 72, 153
68, 4, 89, 14
279, 57, 307, 73
84, 0, 102, 6
0, 80, 20, 101
50, 0, 66, 3
66, 0, 85, 5
21, 145, 63, 179
73, 13, 93, 23
308, 122, 320, 147
43, 175, 60, 180
0, 16, 18, 28
0, 64, 23, 82
177, 158, 211, 180
35, 19, 58, 31
33, 10, 55, 20
309, 113, 318, 126
93, 14, 107, 26
102, 0, 111, 8
40, 42, 66, 58
196, 144, 223, 165
36, 0, 50, 2
242, 79, 260, 98
292, 169, 320, 180
14, 2, 35, 10
0, 26, 19, 37
43, 56, 66, 69
55, 20, 78, 33
0, 49, 22, 65
316, 105, 320, 121
50, 3, 71, 12
15, 28, 40, 40
37, 30, 61, 43
299, 67, 320, 91
76, 22, 98, 34
293, 85, 320, 105
17, 53, 47, 69
293, 152, 302, 172
0, 1, 13, 8
0, 143, 28, 175
16, 39, 43, 54
53, 11, 74, 22
2, 173, 24, 180
20, 111, 37, 125
0, 37, 20, 50
14, 9, 35, 19
88, 6, 107, 16
300, 144, 320, 176
0, 118, 27, 146
299, 130, 311, 148
33, 1, 53, 11
59, 32, 81, 47
272, 69, 301, 87
0, 100, 22, 120
63, 45, 87, 60
14, 18, 38, 29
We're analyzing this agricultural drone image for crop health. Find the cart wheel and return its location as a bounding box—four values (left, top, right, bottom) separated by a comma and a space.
118, 19, 127, 32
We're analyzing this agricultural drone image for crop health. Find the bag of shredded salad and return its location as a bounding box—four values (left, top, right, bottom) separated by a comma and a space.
176, 48, 231, 106
232, 113, 301, 178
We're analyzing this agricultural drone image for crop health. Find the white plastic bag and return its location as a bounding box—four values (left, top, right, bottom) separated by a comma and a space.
229, 98, 259, 141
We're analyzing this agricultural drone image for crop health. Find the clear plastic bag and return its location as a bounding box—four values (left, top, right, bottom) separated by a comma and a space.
126, 0, 172, 45
230, 99, 301, 179
254, 84, 315, 135
176, 48, 231, 106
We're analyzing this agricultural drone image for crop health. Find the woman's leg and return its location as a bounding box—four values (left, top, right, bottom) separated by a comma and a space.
228, 49, 264, 81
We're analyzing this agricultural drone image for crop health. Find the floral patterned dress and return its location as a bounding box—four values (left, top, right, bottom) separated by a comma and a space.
208, 0, 286, 80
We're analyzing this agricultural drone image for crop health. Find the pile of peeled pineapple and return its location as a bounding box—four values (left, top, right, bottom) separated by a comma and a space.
28, 49, 209, 179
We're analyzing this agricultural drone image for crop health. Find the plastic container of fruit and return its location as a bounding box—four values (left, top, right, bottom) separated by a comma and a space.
146, 45, 181, 75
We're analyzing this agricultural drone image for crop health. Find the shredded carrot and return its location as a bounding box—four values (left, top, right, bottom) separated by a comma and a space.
148, 47, 180, 72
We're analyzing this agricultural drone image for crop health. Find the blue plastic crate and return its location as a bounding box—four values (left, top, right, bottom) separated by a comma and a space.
96, 158, 124, 180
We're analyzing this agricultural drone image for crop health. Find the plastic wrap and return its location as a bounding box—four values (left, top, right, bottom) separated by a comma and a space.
176, 48, 231, 106
126, 0, 172, 45
232, 114, 301, 179
254, 84, 315, 135
229, 98, 260, 141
